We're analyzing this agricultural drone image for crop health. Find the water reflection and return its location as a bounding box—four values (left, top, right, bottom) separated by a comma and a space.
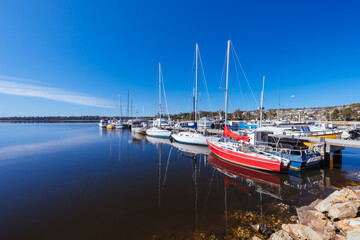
146, 136, 172, 146
171, 141, 210, 157
0, 125, 359, 239
0, 135, 99, 162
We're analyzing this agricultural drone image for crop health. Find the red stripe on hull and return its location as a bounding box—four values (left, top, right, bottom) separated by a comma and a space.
207, 140, 289, 173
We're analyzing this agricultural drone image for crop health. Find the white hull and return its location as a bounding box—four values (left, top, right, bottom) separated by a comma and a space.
172, 132, 208, 145
146, 127, 172, 138
132, 127, 145, 134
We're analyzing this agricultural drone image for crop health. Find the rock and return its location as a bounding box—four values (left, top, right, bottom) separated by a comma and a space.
333, 234, 347, 240
314, 188, 360, 212
251, 237, 262, 240
327, 201, 359, 220
269, 230, 293, 240
296, 206, 336, 239
282, 224, 322, 240
309, 198, 322, 208
348, 185, 360, 191
251, 223, 273, 235
335, 217, 360, 240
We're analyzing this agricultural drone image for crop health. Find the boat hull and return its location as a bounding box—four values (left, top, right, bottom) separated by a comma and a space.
207, 140, 290, 172
309, 132, 342, 139
146, 128, 172, 138
171, 132, 208, 146
289, 152, 322, 171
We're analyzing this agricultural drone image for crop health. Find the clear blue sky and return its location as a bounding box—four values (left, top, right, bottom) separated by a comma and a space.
0, 0, 359, 117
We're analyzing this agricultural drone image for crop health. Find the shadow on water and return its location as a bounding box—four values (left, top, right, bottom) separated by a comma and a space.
0, 124, 359, 239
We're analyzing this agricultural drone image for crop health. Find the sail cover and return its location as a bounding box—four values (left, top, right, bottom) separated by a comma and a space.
223, 125, 250, 142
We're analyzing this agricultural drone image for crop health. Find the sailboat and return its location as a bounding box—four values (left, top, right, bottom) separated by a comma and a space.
206, 40, 291, 172
146, 63, 172, 138
172, 43, 218, 145
114, 94, 126, 129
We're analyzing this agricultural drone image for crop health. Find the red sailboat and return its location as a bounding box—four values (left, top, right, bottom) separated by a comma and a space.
206, 40, 290, 173
207, 126, 290, 172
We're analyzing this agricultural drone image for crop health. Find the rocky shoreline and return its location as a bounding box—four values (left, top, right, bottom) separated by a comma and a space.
252, 186, 360, 240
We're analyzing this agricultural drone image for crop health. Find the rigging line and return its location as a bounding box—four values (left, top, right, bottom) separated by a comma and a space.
231, 47, 247, 111
161, 70, 170, 120
189, 48, 197, 100
231, 42, 259, 107
218, 50, 228, 112
219, 51, 228, 89
198, 48, 214, 115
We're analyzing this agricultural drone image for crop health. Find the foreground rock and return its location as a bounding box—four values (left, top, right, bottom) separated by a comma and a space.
327, 201, 358, 220
335, 218, 360, 240
269, 230, 292, 240
314, 188, 360, 213
296, 206, 336, 239
266, 187, 360, 240
281, 224, 322, 240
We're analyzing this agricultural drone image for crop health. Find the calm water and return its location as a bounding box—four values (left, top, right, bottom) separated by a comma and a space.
1, 123, 360, 239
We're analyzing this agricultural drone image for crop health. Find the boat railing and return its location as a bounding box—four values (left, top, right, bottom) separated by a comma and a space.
254, 141, 320, 161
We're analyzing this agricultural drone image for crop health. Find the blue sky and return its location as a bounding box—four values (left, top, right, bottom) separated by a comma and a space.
0, 0, 359, 117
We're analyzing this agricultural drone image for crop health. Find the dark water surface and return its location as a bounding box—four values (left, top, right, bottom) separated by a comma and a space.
1, 123, 360, 239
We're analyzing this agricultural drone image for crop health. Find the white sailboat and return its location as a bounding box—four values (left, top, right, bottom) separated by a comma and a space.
172, 43, 217, 145
146, 62, 172, 138
114, 94, 126, 129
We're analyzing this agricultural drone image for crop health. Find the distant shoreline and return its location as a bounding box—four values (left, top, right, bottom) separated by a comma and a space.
0, 120, 99, 123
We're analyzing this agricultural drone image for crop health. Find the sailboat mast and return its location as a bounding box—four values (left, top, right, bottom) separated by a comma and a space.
119, 94, 122, 120
259, 76, 265, 128
195, 43, 198, 122
159, 62, 162, 127
225, 40, 231, 126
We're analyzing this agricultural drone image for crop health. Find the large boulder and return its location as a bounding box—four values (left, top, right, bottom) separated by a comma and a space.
269, 230, 293, 240
281, 224, 322, 240
314, 188, 360, 212
296, 206, 336, 239
335, 218, 360, 240
327, 201, 358, 220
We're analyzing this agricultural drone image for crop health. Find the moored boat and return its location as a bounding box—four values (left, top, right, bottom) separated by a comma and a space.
171, 43, 217, 145
98, 119, 108, 128
207, 40, 291, 172
146, 127, 171, 138
207, 137, 290, 172
146, 62, 172, 138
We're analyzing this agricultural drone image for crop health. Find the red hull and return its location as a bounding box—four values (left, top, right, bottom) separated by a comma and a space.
207, 140, 290, 172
